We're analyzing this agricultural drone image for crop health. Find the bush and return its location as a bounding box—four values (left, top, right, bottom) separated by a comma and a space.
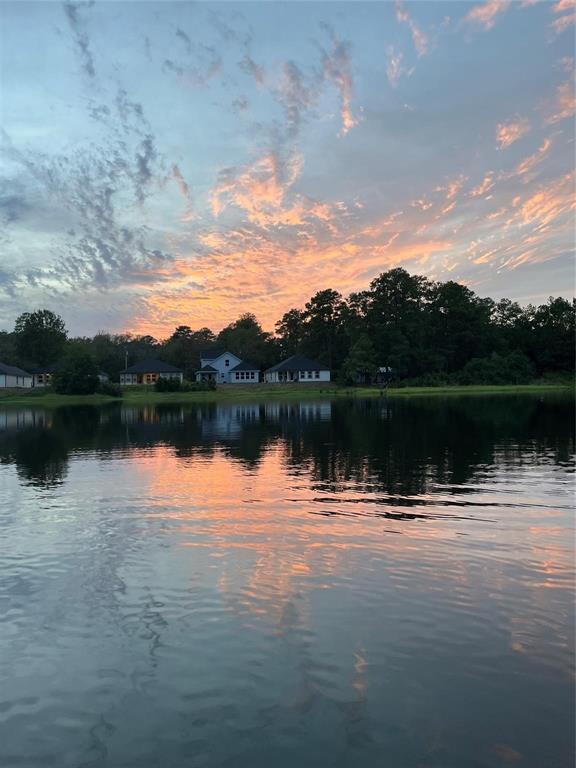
456, 352, 535, 385
97, 381, 123, 398
53, 350, 99, 395
400, 372, 450, 388
154, 378, 217, 393
182, 380, 217, 392
154, 377, 182, 392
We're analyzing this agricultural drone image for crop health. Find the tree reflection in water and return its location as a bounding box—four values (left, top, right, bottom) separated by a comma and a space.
0, 395, 572, 494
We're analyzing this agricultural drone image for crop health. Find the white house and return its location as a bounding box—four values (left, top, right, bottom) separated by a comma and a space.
264, 355, 330, 383
196, 350, 260, 384
0, 362, 33, 388
120, 359, 183, 386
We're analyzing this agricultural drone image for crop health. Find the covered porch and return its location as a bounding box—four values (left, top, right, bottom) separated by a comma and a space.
195, 364, 218, 383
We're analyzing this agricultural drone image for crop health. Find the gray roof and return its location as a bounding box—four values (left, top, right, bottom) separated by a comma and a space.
266, 355, 329, 373
0, 362, 32, 377
121, 359, 182, 374
196, 364, 218, 373
30, 364, 58, 374
199, 349, 226, 360
229, 360, 259, 372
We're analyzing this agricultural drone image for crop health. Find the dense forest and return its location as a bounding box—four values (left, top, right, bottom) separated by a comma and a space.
1, 268, 574, 386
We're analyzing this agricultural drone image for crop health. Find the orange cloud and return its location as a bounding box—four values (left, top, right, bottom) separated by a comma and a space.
209, 150, 350, 236
464, 0, 510, 30
435, 175, 467, 200
496, 117, 530, 149
395, 1, 428, 56
469, 172, 495, 197
546, 80, 576, 124
210, 151, 301, 224
514, 171, 575, 232
515, 138, 553, 177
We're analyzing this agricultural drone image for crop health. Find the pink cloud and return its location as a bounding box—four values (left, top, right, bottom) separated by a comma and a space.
469, 172, 495, 197
515, 138, 553, 177
395, 1, 428, 57
496, 117, 530, 149
464, 0, 510, 30
322, 31, 358, 135
546, 81, 576, 124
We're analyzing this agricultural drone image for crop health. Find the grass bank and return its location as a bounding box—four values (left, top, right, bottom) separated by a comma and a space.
0, 381, 571, 407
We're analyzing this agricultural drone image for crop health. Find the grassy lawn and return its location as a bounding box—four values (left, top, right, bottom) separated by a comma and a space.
0, 381, 571, 407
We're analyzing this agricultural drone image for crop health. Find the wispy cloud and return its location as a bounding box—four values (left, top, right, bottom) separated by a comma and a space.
469, 172, 495, 198
386, 46, 409, 89
551, 0, 576, 33
239, 54, 265, 87
171, 164, 194, 222
63, 0, 96, 79
320, 27, 358, 135
545, 80, 576, 124
175, 27, 193, 55
163, 44, 222, 89
496, 117, 530, 149
464, 0, 510, 30
514, 171, 575, 232
551, 12, 576, 33
515, 138, 553, 178
276, 62, 316, 137
395, 1, 428, 57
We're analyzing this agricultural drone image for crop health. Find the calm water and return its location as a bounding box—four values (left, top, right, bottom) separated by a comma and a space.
0, 395, 574, 768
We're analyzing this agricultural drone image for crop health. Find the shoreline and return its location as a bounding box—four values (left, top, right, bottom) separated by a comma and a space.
0, 382, 571, 407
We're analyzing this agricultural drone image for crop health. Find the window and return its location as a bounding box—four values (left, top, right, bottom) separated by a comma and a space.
250, 372, 255, 379
307, 371, 312, 379
235, 372, 239, 380
225, 359, 229, 366
315, 371, 320, 379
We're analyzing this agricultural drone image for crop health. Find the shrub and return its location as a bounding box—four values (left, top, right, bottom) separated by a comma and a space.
456, 352, 535, 385
154, 377, 182, 392
97, 381, 123, 398
181, 380, 217, 392
400, 372, 450, 388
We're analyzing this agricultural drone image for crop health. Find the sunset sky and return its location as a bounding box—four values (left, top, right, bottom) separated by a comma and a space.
1, 0, 574, 337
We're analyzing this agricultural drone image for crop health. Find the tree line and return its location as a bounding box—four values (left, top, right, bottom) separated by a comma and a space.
1, 268, 574, 387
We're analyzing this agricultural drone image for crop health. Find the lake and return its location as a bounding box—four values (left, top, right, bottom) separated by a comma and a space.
0, 394, 574, 768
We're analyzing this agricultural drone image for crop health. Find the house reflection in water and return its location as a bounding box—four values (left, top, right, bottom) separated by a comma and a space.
121, 405, 186, 426
0, 408, 52, 432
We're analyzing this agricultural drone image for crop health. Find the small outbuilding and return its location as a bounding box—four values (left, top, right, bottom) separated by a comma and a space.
120, 359, 183, 386
264, 355, 330, 383
0, 362, 33, 388
31, 365, 57, 388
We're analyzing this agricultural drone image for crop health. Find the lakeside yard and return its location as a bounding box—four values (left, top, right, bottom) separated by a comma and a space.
0, 381, 571, 407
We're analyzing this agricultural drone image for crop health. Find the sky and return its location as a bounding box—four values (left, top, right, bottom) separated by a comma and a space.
0, 0, 574, 338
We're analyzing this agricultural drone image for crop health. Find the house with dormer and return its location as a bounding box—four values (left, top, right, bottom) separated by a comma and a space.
195, 350, 260, 384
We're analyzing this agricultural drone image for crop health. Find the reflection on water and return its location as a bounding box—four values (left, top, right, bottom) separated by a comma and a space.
0, 395, 574, 768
